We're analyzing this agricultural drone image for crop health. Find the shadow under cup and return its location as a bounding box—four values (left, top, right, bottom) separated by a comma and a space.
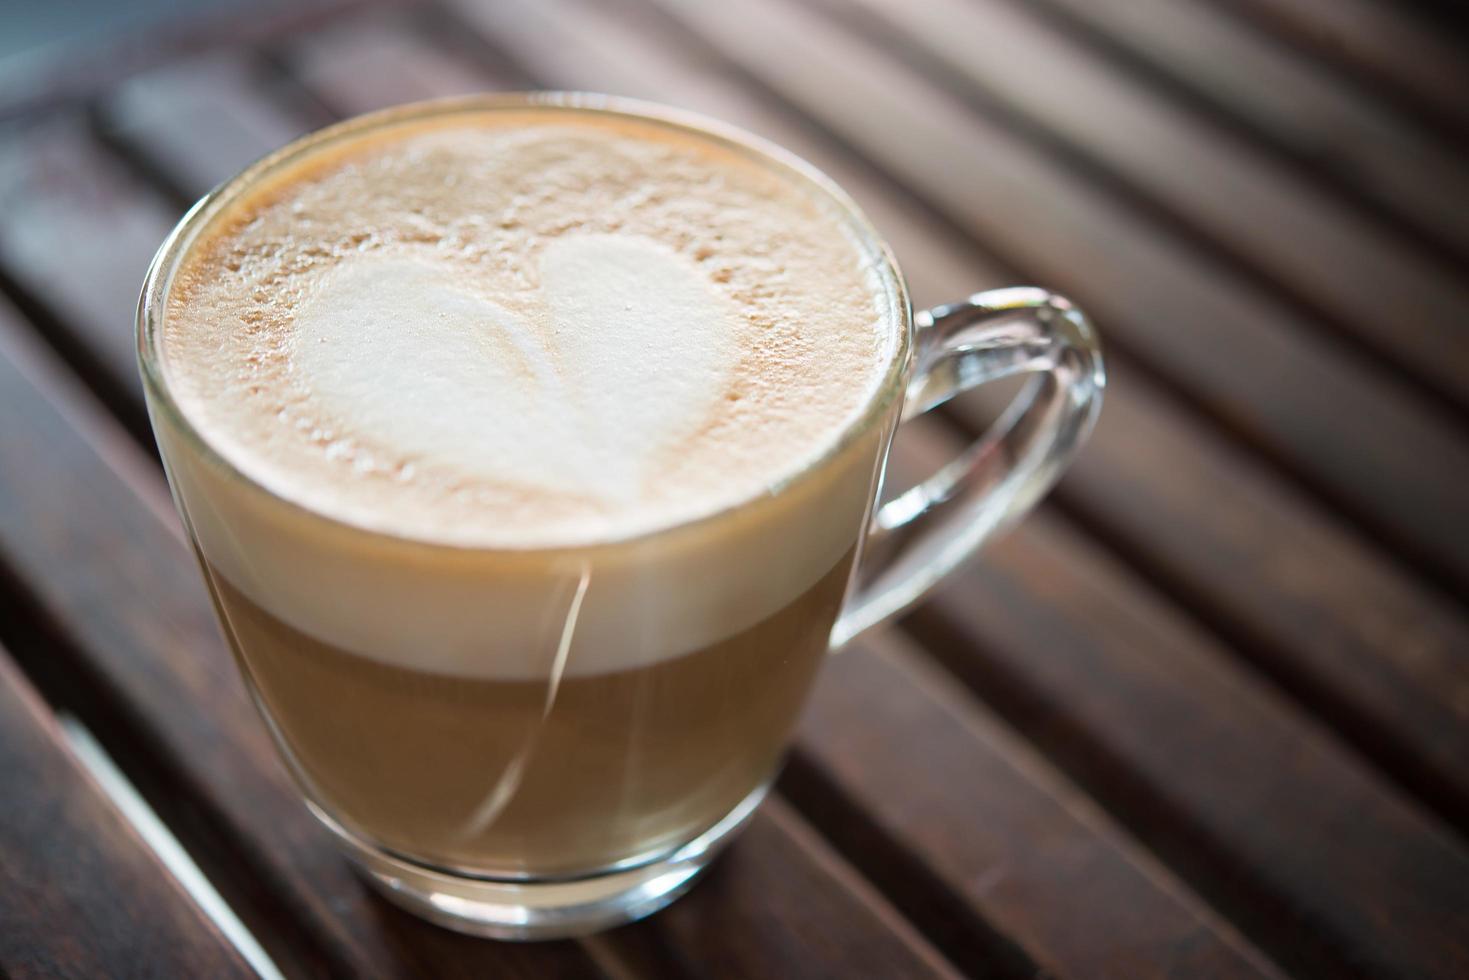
138, 96, 915, 939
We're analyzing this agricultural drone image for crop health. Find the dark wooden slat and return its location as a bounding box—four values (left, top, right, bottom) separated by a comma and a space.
795, 632, 1281, 979
0, 646, 255, 980
0, 302, 604, 979
99, 54, 315, 204
0, 115, 179, 420
634, 0, 1469, 611
1211, 0, 1469, 143
90, 19, 504, 210
815, 0, 1469, 416
1023, 0, 1469, 265
281, 8, 520, 120
447, 0, 1469, 838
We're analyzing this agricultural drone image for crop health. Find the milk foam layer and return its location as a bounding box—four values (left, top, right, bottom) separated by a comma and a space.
152, 105, 903, 678
164, 111, 894, 547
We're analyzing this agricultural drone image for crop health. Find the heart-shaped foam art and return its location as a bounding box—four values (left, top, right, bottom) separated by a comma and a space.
291, 234, 741, 505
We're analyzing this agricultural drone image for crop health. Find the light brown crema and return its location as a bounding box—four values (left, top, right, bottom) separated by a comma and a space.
162, 109, 895, 547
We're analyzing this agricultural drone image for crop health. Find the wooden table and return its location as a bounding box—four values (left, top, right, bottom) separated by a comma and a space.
2, 0, 1467, 976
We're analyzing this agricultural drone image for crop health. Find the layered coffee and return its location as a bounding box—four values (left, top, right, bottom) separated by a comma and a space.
152, 103, 904, 874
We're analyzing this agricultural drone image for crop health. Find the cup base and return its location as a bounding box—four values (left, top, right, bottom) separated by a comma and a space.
309, 784, 769, 940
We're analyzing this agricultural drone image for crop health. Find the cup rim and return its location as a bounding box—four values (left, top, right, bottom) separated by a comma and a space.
136, 92, 914, 555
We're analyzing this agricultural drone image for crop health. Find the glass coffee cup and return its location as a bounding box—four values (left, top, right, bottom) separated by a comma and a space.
137, 94, 1103, 939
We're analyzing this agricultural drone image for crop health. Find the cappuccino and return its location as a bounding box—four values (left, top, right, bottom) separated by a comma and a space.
153, 104, 903, 875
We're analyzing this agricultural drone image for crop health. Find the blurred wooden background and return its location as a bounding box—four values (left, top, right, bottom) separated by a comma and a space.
0, 0, 1466, 977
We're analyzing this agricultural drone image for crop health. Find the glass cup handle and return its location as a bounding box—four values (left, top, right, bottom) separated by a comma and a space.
832, 286, 1105, 648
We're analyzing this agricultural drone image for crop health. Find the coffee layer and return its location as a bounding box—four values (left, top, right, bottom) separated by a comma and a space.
215, 547, 850, 873
163, 109, 894, 547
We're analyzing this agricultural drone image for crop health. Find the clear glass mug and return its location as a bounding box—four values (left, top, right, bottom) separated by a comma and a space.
137, 95, 1104, 940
